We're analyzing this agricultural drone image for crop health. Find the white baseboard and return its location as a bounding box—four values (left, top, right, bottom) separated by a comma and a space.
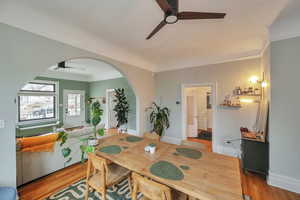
160, 136, 181, 145
213, 145, 241, 158
268, 171, 300, 194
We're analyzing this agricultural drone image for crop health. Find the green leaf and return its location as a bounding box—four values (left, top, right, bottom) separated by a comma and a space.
62, 147, 71, 158
85, 146, 95, 153
97, 128, 105, 136
66, 157, 72, 163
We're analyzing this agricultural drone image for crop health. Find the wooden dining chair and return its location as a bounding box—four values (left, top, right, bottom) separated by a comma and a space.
144, 132, 160, 141
181, 140, 207, 151
85, 153, 131, 200
131, 172, 172, 200
131, 172, 188, 200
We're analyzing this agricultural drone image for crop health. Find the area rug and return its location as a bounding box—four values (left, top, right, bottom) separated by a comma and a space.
45, 178, 142, 200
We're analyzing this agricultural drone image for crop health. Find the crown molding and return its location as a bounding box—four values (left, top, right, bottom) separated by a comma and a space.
154, 51, 262, 73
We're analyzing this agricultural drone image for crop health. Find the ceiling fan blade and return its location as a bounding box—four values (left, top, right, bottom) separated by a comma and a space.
155, 0, 173, 13
178, 12, 226, 20
146, 20, 167, 40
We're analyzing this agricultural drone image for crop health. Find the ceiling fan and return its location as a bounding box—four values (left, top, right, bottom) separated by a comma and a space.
146, 0, 226, 40
53, 61, 85, 71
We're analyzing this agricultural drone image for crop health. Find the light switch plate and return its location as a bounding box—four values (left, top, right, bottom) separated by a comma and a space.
0, 120, 5, 129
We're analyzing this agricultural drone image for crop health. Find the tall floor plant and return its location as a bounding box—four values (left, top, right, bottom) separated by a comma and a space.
113, 88, 129, 130
149, 102, 170, 136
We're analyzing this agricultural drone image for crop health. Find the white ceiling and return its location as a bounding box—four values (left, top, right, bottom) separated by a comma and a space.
0, 0, 291, 72
42, 58, 122, 82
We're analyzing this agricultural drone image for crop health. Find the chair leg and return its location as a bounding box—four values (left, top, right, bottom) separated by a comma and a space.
84, 185, 89, 200
128, 177, 133, 193
102, 188, 106, 200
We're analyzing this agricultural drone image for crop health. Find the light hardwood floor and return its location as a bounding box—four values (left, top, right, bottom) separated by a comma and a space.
18, 162, 300, 200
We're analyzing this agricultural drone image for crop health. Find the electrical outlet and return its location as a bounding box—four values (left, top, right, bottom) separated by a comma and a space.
0, 120, 5, 129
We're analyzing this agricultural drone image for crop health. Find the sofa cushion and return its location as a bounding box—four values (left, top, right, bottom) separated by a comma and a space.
0, 187, 16, 200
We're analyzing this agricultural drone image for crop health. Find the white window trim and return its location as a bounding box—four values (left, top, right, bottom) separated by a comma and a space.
17, 80, 59, 126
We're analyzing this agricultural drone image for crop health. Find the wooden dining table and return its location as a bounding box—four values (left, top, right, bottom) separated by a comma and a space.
96, 134, 243, 200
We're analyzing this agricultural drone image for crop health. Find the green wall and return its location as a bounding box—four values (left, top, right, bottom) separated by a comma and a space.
90, 77, 136, 130
17, 77, 90, 137
17, 77, 136, 137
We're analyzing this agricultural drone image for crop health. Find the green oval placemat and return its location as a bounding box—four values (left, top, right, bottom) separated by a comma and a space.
150, 161, 184, 181
99, 145, 122, 154
126, 136, 143, 142
176, 148, 202, 159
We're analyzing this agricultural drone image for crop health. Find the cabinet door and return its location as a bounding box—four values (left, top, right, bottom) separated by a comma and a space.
242, 140, 269, 175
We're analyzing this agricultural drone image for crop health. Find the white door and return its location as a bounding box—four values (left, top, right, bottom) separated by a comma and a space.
106, 89, 118, 129
186, 90, 198, 137
63, 90, 85, 128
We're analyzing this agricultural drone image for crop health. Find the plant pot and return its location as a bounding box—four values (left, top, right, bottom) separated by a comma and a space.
88, 138, 98, 146
118, 124, 128, 134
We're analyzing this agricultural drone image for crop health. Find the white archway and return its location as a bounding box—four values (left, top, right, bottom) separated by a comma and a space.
0, 23, 155, 187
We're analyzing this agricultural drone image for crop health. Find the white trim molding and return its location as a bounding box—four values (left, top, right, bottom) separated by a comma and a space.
268, 171, 300, 194
181, 83, 217, 149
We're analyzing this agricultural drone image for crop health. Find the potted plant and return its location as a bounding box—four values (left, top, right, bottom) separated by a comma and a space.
113, 88, 129, 133
149, 102, 170, 137
56, 100, 104, 165
88, 100, 104, 145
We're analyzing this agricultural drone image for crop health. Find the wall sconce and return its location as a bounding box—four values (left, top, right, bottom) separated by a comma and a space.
249, 75, 268, 88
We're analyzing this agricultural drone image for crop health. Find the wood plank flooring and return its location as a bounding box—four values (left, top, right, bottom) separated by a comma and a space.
18, 162, 300, 200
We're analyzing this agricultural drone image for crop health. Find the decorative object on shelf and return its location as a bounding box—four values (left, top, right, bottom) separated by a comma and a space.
221, 74, 268, 108
149, 102, 170, 136
113, 88, 129, 133
220, 95, 241, 108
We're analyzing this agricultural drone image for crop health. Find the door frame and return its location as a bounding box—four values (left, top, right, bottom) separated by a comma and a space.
105, 89, 116, 129
181, 83, 217, 148
63, 89, 86, 128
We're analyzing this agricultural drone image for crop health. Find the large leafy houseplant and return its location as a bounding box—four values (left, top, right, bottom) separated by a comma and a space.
57, 101, 104, 166
113, 88, 129, 130
91, 101, 104, 138
149, 102, 170, 136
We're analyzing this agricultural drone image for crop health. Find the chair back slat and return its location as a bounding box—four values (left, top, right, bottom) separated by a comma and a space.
87, 153, 108, 186
132, 172, 171, 200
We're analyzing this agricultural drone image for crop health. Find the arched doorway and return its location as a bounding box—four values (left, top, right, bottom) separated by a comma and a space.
15, 58, 142, 186
0, 24, 155, 187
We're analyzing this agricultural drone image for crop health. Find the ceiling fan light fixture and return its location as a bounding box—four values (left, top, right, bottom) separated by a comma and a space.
165, 14, 178, 24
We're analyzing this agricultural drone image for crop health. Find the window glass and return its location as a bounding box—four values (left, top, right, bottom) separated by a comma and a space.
19, 96, 55, 121
21, 82, 55, 92
18, 81, 57, 123
67, 94, 81, 116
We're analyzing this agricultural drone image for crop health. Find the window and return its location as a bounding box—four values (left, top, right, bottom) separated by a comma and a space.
18, 81, 58, 124
67, 93, 81, 116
